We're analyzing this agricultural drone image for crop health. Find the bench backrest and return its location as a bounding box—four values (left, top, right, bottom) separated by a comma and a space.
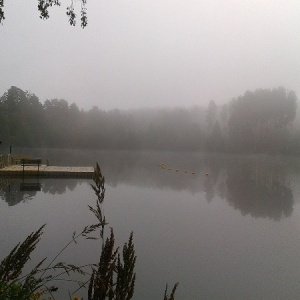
21, 158, 42, 164
13, 155, 31, 164
14, 155, 31, 160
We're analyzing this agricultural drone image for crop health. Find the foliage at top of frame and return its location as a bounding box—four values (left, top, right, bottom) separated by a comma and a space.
0, 0, 88, 28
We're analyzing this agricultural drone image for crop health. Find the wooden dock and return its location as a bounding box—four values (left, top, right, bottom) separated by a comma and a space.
0, 165, 94, 178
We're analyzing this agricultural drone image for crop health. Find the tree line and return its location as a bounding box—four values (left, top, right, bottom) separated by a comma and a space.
0, 86, 299, 154
206, 87, 298, 153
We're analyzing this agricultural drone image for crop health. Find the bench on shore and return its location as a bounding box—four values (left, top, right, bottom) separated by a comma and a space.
13, 155, 31, 165
21, 158, 42, 173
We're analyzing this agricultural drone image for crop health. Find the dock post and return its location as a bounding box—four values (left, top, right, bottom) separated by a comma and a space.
7, 154, 12, 167
0, 155, 3, 169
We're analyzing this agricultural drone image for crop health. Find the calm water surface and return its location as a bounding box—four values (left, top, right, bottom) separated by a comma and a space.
1, 149, 300, 299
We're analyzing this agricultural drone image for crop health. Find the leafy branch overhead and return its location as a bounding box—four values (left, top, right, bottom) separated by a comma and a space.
0, 0, 4, 24
0, 0, 88, 28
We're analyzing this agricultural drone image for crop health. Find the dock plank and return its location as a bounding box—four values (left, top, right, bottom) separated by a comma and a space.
0, 165, 94, 178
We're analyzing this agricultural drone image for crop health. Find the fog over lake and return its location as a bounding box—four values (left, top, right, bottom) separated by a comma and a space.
1, 149, 300, 299
2, 1, 300, 110
2, 1, 300, 298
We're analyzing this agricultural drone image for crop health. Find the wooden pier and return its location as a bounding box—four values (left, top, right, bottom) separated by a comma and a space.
0, 165, 94, 178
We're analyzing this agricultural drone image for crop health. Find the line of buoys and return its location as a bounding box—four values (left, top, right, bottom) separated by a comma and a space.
159, 163, 196, 175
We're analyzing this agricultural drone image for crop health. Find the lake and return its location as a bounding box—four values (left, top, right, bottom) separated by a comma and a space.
1, 149, 300, 299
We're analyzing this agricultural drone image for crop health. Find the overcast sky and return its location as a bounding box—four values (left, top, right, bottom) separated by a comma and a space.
1, 0, 300, 110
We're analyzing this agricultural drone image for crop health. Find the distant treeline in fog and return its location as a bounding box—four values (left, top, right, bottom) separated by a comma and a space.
0, 86, 299, 154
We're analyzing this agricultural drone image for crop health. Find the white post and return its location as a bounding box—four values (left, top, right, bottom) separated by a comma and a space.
7, 154, 12, 167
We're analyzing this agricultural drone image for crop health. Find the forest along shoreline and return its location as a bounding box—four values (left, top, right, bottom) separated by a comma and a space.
0, 86, 299, 155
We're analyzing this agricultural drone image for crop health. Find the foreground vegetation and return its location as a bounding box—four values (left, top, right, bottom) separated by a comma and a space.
0, 86, 299, 154
0, 164, 178, 299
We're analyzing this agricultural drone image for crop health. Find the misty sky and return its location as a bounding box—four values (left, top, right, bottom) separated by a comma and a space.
1, 0, 300, 110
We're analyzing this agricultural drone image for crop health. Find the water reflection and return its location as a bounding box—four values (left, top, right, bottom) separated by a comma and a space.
0, 178, 88, 206
204, 175, 215, 202
42, 178, 79, 194
225, 159, 293, 221
0, 150, 297, 220
0, 180, 38, 206
20, 182, 41, 191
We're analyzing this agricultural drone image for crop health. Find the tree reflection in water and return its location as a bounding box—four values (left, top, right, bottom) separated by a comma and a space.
225, 161, 293, 221
0, 180, 37, 206
0, 152, 295, 221
0, 178, 87, 206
